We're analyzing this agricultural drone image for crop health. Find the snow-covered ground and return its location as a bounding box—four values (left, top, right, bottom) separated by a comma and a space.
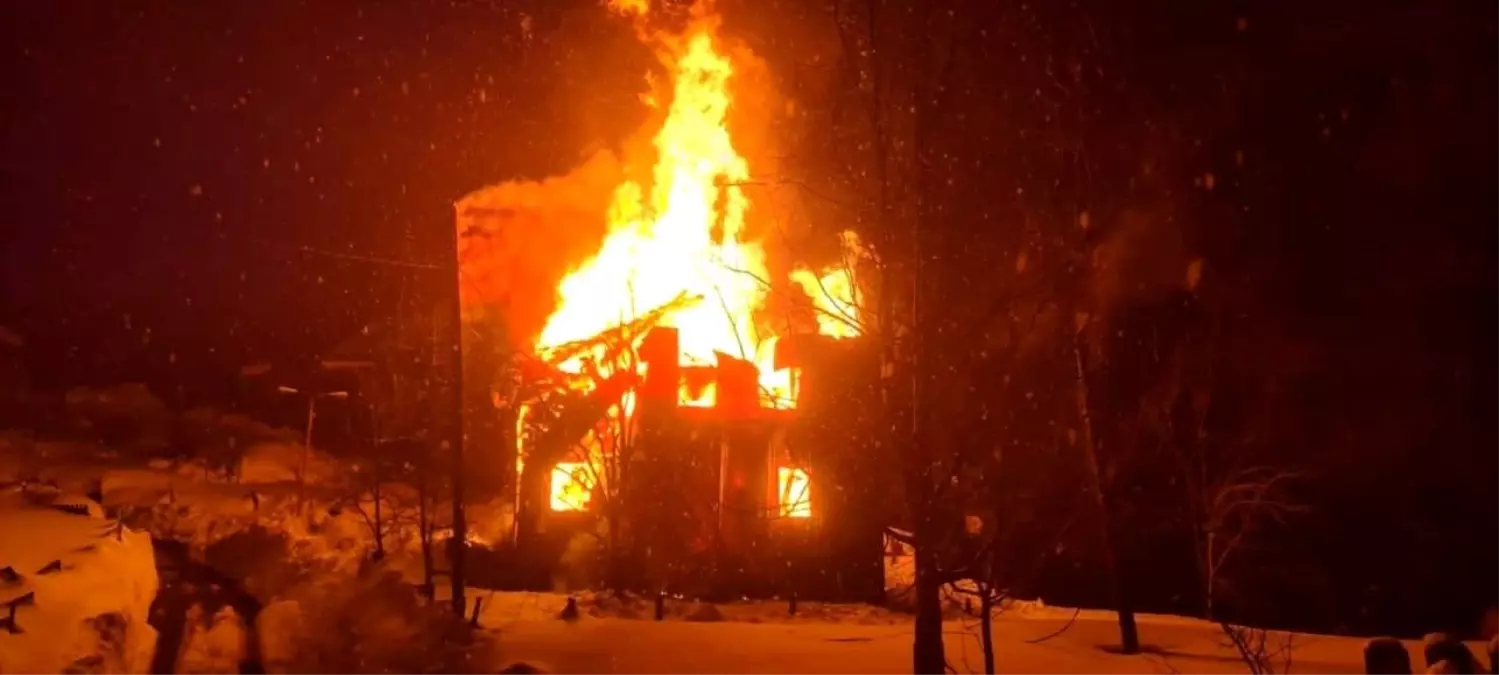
0, 491, 159, 673
464, 590, 1363, 674
3, 435, 1488, 675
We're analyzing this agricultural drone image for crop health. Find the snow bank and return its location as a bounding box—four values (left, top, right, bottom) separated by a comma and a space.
176, 605, 247, 674
238, 442, 340, 486
469, 590, 898, 628
883, 536, 1040, 615
488, 608, 1385, 674
252, 570, 497, 673
0, 502, 158, 673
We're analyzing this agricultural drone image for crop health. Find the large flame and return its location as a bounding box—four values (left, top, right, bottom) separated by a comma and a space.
536, 9, 792, 408
503, 0, 868, 515
534, 4, 865, 410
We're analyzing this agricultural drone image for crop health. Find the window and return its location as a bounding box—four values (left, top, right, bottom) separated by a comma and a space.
550, 462, 594, 511
777, 467, 811, 518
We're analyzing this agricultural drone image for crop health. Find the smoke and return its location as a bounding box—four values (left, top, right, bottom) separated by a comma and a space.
1087, 207, 1199, 314
453, 1, 825, 349
455, 151, 623, 345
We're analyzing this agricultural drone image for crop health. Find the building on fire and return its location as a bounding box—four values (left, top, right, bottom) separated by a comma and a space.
452, 0, 889, 602
491, 321, 887, 603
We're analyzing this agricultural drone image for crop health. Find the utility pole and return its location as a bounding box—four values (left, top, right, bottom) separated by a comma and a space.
277, 386, 347, 512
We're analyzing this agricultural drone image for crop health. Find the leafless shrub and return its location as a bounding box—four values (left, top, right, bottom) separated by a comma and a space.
1220, 621, 1295, 675
274, 571, 497, 674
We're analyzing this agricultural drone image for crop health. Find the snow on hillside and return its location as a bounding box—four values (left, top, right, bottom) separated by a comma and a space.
465, 589, 1022, 626
483, 603, 1353, 674
3, 439, 1485, 675
0, 494, 158, 673
471, 590, 1488, 674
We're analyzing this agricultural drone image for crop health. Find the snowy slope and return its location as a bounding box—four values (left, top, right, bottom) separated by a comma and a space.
0, 499, 158, 673
472, 590, 1483, 674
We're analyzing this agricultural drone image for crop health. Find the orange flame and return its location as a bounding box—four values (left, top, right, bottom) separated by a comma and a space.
606, 0, 650, 16
550, 462, 594, 511
790, 231, 865, 339
536, 15, 798, 408
777, 466, 812, 518
500, 1, 865, 515
524, 1, 864, 419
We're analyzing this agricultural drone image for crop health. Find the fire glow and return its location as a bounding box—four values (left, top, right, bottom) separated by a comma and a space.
550, 462, 594, 512
534, 1, 859, 411
506, 0, 866, 516
777, 467, 811, 519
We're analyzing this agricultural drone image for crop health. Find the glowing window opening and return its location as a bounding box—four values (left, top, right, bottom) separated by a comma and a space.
550, 462, 594, 512
777, 467, 811, 518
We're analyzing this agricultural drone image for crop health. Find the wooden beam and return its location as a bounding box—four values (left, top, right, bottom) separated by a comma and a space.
639, 327, 680, 406
714, 352, 759, 420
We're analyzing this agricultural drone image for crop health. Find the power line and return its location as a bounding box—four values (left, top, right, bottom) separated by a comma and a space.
230, 233, 447, 271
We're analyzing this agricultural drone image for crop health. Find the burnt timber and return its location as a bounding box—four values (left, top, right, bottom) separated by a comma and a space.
502, 325, 886, 603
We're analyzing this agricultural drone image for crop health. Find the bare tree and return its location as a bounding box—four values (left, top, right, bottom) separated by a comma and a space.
508, 308, 663, 590
1198, 467, 1305, 616
943, 535, 1008, 675
757, 0, 1062, 667
1145, 300, 1309, 620
413, 452, 446, 600
1221, 621, 1296, 675
344, 271, 454, 600
1071, 317, 1143, 654
342, 454, 397, 558
559, 359, 643, 591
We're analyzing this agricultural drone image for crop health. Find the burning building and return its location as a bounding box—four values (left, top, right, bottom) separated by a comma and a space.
456, 0, 885, 601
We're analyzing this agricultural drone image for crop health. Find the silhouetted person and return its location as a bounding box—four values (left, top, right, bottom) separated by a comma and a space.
558, 596, 579, 622
1421, 633, 1469, 675
1365, 637, 1414, 674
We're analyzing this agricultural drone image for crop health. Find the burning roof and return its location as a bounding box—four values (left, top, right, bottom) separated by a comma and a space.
458, 0, 865, 413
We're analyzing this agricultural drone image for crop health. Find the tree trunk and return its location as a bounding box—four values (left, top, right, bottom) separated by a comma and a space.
372, 474, 385, 556
1073, 338, 1140, 654
912, 540, 946, 675
515, 457, 550, 589
908, 0, 946, 669
418, 465, 436, 600
240, 604, 264, 675
980, 590, 996, 675
1205, 530, 1217, 620
449, 444, 466, 617
1114, 566, 1141, 654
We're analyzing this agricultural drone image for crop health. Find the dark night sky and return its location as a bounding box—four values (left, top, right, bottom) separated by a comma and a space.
1, 0, 643, 402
